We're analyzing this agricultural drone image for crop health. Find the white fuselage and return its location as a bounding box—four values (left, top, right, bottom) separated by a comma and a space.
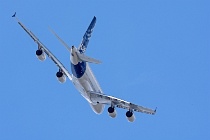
70, 46, 104, 114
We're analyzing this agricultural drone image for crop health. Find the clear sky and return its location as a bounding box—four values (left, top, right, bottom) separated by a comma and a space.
1, 0, 210, 139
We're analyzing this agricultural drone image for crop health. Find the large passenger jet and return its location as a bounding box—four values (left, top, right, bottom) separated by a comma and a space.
13, 13, 156, 122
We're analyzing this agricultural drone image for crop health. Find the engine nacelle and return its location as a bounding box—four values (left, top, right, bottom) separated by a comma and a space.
108, 107, 117, 118
56, 71, 66, 83
36, 49, 46, 61
126, 111, 136, 122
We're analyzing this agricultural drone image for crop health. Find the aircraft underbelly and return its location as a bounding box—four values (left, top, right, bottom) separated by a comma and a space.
77, 64, 104, 114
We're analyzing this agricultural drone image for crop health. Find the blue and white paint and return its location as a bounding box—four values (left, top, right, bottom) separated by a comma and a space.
71, 61, 86, 78
15, 14, 156, 122
78, 16, 96, 54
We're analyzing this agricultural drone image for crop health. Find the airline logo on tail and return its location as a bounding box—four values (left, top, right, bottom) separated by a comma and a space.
79, 16, 96, 53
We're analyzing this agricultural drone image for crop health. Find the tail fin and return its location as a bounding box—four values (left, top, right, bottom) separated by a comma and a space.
78, 16, 96, 53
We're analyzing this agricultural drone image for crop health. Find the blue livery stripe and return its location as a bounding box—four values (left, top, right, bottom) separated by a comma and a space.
71, 62, 86, 78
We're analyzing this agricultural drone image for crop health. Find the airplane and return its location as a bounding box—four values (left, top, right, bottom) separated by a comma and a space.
13, 13, 156, 122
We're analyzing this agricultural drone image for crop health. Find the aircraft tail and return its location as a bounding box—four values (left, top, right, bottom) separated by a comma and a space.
78, 16, 96, 54
49, 18, 100, 64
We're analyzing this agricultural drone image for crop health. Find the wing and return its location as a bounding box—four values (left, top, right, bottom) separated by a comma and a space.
14, 16, 72, 81
78, 16, 96, 53
89, 92, 156, 115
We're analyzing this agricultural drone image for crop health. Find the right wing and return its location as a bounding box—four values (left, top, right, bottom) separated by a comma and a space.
13, 14, 72, 81
89, 91, 156, 115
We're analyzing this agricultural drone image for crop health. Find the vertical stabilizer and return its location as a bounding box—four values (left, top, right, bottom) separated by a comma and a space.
78, 16, 96, 53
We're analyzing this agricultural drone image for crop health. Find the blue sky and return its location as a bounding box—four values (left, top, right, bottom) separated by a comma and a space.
1, 0, 210, 139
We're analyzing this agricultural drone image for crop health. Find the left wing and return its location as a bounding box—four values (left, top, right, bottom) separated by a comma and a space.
13, 14, 72, 81
89, 91, 156, 115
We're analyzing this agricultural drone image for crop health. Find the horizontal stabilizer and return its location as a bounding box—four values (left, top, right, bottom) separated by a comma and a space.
76, 52, 101, 64
49, 27, 71, 52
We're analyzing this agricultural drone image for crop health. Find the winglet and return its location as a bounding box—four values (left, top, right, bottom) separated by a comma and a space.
12, 12, 16, 17
48, 27, 71, 52
12, 12, 20, 23
154, 107, 157, 113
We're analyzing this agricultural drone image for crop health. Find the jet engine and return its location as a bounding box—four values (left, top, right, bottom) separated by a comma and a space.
108, 107, 117, 118
56, 71, 66, 83
36, 49, 46, 61
126, 111, 135, 122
